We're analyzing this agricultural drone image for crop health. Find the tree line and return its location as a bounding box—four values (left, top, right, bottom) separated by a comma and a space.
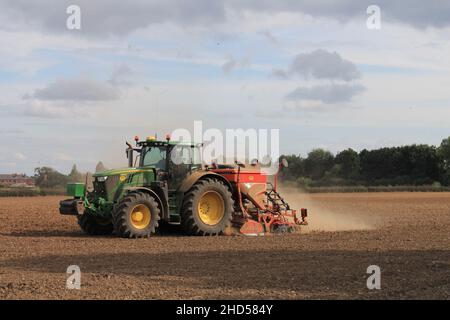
280, 137, 450, 188
33, 162, 106, 189
31, 137, 450, 190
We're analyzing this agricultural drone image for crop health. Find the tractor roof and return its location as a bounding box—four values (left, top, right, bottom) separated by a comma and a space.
137, 138, 200, 148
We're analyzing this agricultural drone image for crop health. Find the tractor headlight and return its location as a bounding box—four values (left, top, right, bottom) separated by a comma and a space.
97, 176, 108, 182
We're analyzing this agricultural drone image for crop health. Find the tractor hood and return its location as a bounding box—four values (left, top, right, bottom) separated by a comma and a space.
93, 167, 155, 178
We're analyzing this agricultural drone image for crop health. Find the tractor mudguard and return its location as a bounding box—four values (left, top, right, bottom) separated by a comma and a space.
178, 171, 232, 194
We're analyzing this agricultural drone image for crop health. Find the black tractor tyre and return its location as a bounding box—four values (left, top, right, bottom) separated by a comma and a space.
181, 178, 234, 236
78, 211, 113, 236
112, 192, 160, 238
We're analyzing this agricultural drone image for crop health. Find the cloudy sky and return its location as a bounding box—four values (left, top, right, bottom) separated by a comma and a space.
1, 0, 450, 174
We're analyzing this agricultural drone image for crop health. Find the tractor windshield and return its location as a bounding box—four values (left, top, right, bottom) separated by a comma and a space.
141, 146, 166, 170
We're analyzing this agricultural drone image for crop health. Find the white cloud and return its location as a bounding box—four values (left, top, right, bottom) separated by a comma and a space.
2, 0, 450, 39
285, 83, 365, 104
0, 0, 226, 36
222, 54, 250, 74
0, 0, 449, 175
29, 77, 120, 101
22, 103, 88, 119
280, 49, 361, 81
13, 152, 26, 160
54, 152, 74, 161
259, 30, 279, 45
108, 64, 134, 86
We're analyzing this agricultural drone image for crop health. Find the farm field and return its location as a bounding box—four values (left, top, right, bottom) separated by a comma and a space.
0, 193, 449, 299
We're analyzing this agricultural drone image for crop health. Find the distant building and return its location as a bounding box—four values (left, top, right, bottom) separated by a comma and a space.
0, 174, 35, 187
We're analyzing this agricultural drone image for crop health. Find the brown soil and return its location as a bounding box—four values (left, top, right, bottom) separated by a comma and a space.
0, 193, 449, 299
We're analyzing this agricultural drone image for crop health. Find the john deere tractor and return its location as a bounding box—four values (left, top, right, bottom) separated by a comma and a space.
60, 136, 307, 238
60, 136, 235, 237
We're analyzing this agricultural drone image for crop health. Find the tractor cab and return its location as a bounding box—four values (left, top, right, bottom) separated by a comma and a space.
128, 136, 202, 191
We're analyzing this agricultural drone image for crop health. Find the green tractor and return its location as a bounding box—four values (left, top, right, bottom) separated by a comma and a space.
60, 135, 307, 238
60, 135, 234, 238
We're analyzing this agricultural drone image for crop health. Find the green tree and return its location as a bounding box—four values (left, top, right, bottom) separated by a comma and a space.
68, 164, 83, 183
279, 155, 305, 181
95, 161, 107, 173
438, 137, 450, 185
360, 145, 440, 185
304, 149, 334, 180
34, 167, 69, 188
335, 148, 360, 180
438, 137, 450, 169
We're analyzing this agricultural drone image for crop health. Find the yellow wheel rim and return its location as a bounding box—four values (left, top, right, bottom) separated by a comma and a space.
197, 191, 225, 226
130, 204, 151, 229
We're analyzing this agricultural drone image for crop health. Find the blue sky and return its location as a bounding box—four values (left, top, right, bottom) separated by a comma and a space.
1, 0, 450, 175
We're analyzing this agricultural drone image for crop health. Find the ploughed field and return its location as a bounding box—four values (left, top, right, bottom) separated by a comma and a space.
0, 193, 449, 299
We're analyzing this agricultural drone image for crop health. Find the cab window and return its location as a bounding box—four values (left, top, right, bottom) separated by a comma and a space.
142, 147, 166, 170
192, 146, 201, 165
170, 145, 192, 165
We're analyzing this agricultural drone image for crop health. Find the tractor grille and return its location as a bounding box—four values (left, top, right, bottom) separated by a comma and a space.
93, 180, 106, 198
94, 175, 119, 200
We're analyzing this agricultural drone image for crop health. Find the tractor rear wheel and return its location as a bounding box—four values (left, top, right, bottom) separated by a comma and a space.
112, 192, 160, 238
78, 211, 113, 235
181, 178, 233, 236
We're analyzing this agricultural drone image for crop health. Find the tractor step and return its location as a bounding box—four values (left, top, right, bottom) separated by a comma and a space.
169, 214, 181, 223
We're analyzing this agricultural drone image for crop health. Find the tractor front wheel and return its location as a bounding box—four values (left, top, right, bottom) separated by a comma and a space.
112, 192, 160, 238
181, 178, 233, 236
78, 211, 113, 235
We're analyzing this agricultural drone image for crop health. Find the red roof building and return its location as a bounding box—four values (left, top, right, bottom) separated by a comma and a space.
0, 174, 35, 187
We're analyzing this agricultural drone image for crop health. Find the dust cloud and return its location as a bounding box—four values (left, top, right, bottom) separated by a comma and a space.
279, 186, 374, 233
